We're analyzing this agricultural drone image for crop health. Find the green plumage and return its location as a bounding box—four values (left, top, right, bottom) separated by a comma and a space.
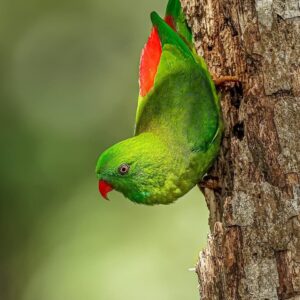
165, 0, 193, 45
96, 0, 223, 205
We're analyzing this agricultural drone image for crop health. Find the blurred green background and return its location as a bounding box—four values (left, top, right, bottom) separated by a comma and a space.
0, 0, 209, 299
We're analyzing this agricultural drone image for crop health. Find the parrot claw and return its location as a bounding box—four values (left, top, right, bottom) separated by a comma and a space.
198, 175, 221, 191
213, 75, 240, 87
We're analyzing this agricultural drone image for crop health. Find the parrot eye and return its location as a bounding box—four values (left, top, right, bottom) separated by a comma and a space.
118, 163, 130, 175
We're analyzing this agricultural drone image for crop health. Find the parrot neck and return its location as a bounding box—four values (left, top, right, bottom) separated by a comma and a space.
134, 132, 198, 205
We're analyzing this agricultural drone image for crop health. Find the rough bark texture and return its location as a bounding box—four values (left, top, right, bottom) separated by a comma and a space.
180, 0, 300, 299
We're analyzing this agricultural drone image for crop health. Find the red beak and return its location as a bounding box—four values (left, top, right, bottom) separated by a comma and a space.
98, 180, 113, 200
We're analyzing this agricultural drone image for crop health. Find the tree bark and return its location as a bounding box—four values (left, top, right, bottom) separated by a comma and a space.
180, 0, 300, 299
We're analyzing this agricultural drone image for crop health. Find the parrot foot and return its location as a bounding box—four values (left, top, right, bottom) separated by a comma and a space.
213, 75, 239, 87
198, 175, 221, 191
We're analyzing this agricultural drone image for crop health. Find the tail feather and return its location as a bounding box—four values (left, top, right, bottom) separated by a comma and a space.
139, 0, 195, 97
165, 0, 193, 46
150, 12, 193, 59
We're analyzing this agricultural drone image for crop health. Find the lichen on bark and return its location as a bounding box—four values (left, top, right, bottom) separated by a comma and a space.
180, 0, 300, 298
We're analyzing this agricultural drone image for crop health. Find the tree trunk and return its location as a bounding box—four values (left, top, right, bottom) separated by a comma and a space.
180, 0, 300, 299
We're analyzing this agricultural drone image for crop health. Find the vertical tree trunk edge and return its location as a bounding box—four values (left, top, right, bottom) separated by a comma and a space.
180, 0, 300, 299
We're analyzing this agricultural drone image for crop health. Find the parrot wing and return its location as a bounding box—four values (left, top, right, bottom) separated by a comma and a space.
135, 12, 220, 153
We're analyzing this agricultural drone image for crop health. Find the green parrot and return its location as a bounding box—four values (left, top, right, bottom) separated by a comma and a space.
96, 0, 223, 205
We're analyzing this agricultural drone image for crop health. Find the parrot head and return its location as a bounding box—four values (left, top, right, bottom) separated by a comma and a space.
96, 133, 175, 205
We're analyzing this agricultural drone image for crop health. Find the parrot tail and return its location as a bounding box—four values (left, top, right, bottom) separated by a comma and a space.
165, 0, 193, 47
139, 0, 195, 98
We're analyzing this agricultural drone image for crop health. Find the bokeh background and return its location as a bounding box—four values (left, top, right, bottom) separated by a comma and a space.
0, 0, 209, 299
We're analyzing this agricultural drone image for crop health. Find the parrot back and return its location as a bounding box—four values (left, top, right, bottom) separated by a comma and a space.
135, 12, 222, 155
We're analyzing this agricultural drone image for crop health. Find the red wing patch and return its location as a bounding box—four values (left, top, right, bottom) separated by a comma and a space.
139, 27, 162, 97
164, 16, 176, 30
